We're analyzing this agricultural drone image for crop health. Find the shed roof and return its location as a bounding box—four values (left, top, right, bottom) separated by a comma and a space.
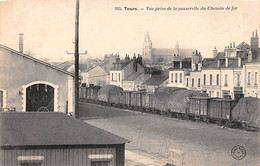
0, 112, 129, 147
0, 44, 74, 77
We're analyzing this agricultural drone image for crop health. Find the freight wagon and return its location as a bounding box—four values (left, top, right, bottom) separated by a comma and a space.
189, 97, 214, 122
208, 98, 237, 126
79, 85, 259, 131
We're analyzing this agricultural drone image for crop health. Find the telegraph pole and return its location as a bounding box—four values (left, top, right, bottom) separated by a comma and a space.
67, 0, 86, 119
74, 0, 80, 119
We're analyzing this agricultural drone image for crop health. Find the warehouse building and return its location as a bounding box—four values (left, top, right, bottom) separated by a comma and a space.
0, 112, 129, 166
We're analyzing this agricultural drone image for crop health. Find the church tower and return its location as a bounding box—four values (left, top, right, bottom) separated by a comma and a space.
251, 30, 259, 60
142, 32, 152, 60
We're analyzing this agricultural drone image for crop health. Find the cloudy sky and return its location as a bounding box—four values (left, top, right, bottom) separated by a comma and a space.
0, 0, 260, 61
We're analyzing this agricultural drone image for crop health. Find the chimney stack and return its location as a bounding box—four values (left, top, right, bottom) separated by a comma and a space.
238, 56, 241, 67
225, 53, 228, 67
213, 46, 218, 58
233, 42, 235, 48
230, 43, 232, 48
256, 29, 258, 37
252, 31, 254, 37
19, 33, 24, 53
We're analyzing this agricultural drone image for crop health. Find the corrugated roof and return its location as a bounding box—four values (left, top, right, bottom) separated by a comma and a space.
0, 44, 74, 77
142, 75, 168, 86
123, 72, 142, 81
0, 112, 129, 147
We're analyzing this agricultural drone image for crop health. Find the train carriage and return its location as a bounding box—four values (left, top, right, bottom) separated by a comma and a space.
142, 92, 153, 112
208, 98, 236, 125
189, 97, 215, 122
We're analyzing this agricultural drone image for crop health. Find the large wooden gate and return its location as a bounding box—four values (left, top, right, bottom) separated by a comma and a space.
26, 84, 54, 112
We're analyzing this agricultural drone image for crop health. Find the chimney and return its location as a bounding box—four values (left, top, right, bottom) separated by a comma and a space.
196, 50, 198, 55
180, 60, 182, 69
238, 56, 241, 67
225, 53, 228, 67
230, 43, 232, 48
19, 33, 24, 53
198, 62, 202, 71
256, 29, 258, 37
248, 51, 252, 62
252, 31, 254, 37
233, 42, 235, 48
133, 53, 137, 72
213, 46, 218, 58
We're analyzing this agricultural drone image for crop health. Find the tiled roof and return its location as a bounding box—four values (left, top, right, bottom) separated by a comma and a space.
0, 44, 74, 77
0, 112, 129, 147
142, 75, 168, 86
216, 52, 225, 59
123, 72, 143, 81
202, 58, 217, 68
236, 42, 251, 50
202, 57, 243, 68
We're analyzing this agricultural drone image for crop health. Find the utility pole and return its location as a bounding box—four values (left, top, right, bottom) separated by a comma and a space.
74, 0, 79, 119
67, 0, 86, 119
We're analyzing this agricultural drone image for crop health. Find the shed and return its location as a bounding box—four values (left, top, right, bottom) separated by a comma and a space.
0, 112, 129, 166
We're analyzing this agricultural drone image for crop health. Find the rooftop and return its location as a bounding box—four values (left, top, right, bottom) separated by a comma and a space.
0, 112, 129, 147
123, 72, 143, 81
0, 44, 74, 77
142, 75, 168, 86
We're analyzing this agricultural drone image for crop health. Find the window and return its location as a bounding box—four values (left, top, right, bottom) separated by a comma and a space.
186, 78, 189, 87
237, 74, 240, 87
216, 74, 219, 86
180, 73, 182, 83
118, 73, 120, 81
115, 73, 117, 81
210, 74, 212, 85
112, 73, 114, 81
225, 74, 228, 86
171, 73, 173, 83
248, 72, 251, 85
203, 74, 206, 85
198, 78, 200, 87
255, 72, 258, 85
191, 78, 194, 87
175, 73, 178, 83
91, 161, 110, 166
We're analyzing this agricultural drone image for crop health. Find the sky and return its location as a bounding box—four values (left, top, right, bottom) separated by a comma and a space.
0, 0, 260, 61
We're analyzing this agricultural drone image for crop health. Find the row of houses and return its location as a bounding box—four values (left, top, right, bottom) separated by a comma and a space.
105, 30, 260, 99
168, 30, 260, 99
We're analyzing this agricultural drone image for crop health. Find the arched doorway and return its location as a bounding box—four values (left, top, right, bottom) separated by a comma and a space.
25, 83, 55, 112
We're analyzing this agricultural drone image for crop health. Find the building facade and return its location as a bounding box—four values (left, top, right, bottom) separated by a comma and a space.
81, 65, 109, 86
243, 62, 260, 98
0, 44, 74, 114
167, 30, 259, 99
109, 55, 144, 88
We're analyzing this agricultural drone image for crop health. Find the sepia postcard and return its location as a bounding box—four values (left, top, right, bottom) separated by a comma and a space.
0, 0, 260, 166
